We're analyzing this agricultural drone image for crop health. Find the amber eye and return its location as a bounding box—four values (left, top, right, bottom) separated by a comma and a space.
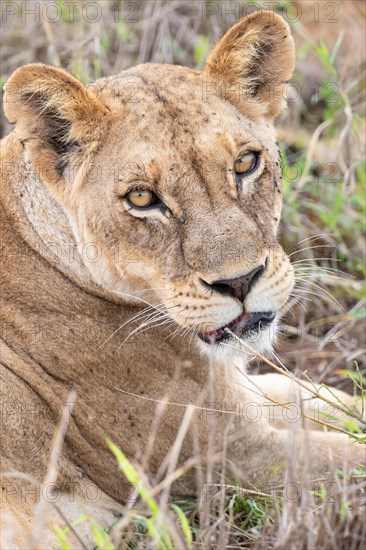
234, 152, 259, 175
126, 189, 160, 209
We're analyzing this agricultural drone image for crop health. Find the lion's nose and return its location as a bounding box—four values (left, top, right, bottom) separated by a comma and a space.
201, 264, 265, 302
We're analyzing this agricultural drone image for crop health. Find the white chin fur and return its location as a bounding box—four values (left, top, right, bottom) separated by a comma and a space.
197, 319, 279, 370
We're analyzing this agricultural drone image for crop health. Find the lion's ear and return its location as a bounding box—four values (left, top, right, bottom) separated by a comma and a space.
3, 63, 110, 183
204, 11, 295, 119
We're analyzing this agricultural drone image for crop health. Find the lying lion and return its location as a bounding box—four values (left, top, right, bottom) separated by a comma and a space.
1, 10, 364, 548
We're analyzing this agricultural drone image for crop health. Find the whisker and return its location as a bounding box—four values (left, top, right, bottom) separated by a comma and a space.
294, 284, 341, 306
95, 299, 176, 350
290, 233, 334, 247
129, 287, 171, 294
289, 294, 311, 307
294, 280, 342, 308
288, 244, 338, 259
292, 264, 348, 276
129, 317, 177, 340
292, 257, 341, 264
294, 276, 345, 289
112, 290, 176, 311
294, 267, 342, 277
283, 294, 309, 315
114, 313, 173, 352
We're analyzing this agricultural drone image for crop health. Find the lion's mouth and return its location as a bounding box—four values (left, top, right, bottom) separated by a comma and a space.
198, 311, 276, 345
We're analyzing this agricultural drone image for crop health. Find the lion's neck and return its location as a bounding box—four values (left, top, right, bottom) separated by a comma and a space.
22, 170, 93, 283
1, 135, 115, 300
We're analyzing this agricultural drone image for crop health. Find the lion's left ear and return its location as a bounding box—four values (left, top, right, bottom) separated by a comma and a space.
3, 63, 110, 185
204, 11, 295, 119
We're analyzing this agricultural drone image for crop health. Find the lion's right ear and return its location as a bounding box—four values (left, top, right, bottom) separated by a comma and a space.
204, 11, 295, 119
3, 63, 110, 185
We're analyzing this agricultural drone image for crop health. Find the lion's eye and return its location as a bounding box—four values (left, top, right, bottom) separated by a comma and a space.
126, 189, 160, 209
234, 152, 259, 176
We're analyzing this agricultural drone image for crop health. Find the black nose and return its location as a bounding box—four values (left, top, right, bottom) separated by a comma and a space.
201, 264, 265, 302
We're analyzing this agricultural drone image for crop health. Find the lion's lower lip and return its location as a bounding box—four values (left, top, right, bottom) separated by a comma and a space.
198, 311, 276, 345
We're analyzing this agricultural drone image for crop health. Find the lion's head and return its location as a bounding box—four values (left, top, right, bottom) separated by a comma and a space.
4, 11, 295, 363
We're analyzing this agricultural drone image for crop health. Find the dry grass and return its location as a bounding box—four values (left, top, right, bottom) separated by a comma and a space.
1, 1, 365, 548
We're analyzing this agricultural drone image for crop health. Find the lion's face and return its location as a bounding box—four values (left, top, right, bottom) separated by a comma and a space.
78, 64, 294, 360
4, 11, 295, 362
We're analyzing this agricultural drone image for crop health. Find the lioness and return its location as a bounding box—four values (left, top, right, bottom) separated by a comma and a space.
1, 10, 364, 548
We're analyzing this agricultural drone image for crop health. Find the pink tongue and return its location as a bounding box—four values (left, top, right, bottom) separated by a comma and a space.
204, 312, 252, 337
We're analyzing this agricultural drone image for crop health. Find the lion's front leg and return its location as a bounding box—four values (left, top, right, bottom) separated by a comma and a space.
240, 372, 364, 432
209, 377, 365, 490
224, 422, 365, 490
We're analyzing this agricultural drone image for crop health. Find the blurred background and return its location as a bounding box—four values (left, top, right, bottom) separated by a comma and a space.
1, 0, 365, 389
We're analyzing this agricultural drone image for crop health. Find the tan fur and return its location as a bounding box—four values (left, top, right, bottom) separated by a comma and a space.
1, 12, 364, 548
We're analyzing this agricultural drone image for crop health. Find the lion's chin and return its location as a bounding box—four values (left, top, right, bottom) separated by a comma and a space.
196, 318, 278, 369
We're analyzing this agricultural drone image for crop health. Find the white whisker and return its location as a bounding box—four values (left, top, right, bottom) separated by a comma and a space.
288, 244, 338, 259
96, 298, 176, 350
